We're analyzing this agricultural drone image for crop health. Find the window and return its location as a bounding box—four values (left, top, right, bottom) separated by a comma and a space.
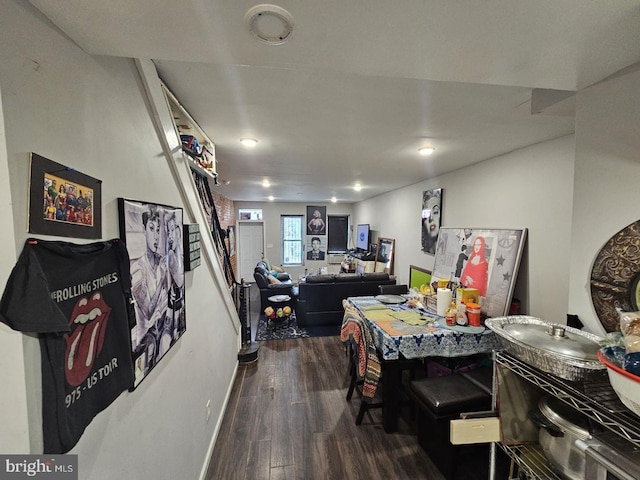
239, 208, 262, 220
327, 215, 349, 253
281, 215, 303, 265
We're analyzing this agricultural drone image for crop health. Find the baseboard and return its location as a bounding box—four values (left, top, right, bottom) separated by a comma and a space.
198, 361, 239, 480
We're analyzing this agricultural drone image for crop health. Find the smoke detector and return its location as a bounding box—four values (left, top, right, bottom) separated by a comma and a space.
245, 4, 295, 45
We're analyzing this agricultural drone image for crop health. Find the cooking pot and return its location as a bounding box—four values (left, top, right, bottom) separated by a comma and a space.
528, 396, 592, 480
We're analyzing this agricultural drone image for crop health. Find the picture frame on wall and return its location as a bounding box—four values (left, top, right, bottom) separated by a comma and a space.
432, 227, 527, 318
306, 235, 326, 261
306, 205, 327, 235
375, 237, 395, 274
118, 198, 186, 388
421, 188, 442, 255
29, 152, 102, 239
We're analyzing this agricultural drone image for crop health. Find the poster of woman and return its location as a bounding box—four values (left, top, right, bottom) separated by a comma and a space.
118, 198, 186, 388
432, 227, 527, 317
306, 205, 326, 235
421, 189, 442, 254
460, 236, 489, 297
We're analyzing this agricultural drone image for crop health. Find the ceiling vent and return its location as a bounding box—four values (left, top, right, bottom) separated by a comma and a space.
245, 4, 295, 45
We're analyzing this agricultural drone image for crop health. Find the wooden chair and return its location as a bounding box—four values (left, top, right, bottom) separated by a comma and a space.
341, 309, 384, 425
346, 337, 384, 424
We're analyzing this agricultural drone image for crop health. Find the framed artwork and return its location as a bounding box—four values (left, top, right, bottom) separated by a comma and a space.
421, 188, 442, 255
432, 227, 527, 318
409, 265, 432, 290
375, 237, 395, 274
118, 198, 186, 388
306, 205, 327, 235
306, 236, 326, 261
29, 152, 102, 239
238, 208, 262, 221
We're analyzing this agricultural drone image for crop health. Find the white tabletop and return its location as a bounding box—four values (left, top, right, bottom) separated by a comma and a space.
268, 295, 291, 302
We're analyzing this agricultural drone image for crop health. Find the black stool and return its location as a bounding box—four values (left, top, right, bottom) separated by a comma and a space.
409, 368, 493, 480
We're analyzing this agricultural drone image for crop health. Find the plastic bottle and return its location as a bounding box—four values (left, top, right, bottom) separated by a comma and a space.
456, 303, 468, 326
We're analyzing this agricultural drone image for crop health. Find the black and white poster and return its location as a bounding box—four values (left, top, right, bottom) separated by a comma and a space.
0, 239, 136, 453
421, 188, 442, 255
118, 198, 186, 388
306, 236, 326, 261
306, 205, 326, 235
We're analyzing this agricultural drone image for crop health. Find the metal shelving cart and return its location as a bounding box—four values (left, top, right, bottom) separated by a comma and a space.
492, 350, 640, 479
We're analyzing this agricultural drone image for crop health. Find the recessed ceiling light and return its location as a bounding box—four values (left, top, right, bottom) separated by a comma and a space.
240, 138, 258, 148
262, 180, 270, 188
268, 195, 275, 201
331, 196, 337, 203
418, 146, 435, 156
354, 183, 362, 192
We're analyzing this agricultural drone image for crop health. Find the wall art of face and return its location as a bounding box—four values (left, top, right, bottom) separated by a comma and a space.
166, 214, 180, 252
144, 214, 161, 255
424, 195, 441, 238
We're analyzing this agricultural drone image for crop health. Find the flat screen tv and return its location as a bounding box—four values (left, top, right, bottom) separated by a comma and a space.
356, 224, 370, 252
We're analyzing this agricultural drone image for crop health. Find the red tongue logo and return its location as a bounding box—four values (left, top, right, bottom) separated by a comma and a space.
64, 292, 111, 387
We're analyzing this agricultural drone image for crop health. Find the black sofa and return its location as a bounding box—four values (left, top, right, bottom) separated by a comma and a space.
296, 272, 396, 335
253, 261, 298, 312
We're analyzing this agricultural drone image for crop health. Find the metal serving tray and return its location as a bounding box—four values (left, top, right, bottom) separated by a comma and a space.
486, 316, 606, 381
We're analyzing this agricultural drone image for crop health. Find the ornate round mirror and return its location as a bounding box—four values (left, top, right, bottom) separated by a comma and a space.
590, 220, 640, 332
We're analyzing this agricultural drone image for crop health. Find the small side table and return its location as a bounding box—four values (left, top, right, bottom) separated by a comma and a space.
267, 294, 292, 330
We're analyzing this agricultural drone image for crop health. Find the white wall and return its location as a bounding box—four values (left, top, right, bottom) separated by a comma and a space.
0, 65, 30, 454
0, 2, 238, 478
569, 67, 640, 335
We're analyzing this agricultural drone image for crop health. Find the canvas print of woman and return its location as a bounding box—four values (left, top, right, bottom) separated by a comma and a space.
460, 236, 488, 297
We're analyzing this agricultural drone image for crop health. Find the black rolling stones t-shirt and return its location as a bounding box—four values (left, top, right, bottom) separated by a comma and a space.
0, 239, 135, 453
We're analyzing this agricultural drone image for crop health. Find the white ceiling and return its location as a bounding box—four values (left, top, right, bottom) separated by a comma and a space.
29, 0, 640, 202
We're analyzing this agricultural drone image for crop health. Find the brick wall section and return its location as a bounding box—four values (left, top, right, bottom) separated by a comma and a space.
211, 189, 237, 282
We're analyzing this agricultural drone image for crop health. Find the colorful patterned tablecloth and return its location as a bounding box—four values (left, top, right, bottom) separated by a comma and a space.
347, 296, 499, 360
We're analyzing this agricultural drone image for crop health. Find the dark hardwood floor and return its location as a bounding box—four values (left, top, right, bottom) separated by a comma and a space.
205, 285, 445, 480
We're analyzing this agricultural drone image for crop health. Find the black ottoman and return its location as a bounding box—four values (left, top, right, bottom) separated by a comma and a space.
410, 369, 493, 480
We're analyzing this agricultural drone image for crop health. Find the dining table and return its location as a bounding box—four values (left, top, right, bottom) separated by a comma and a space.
344, 294, 500, 432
